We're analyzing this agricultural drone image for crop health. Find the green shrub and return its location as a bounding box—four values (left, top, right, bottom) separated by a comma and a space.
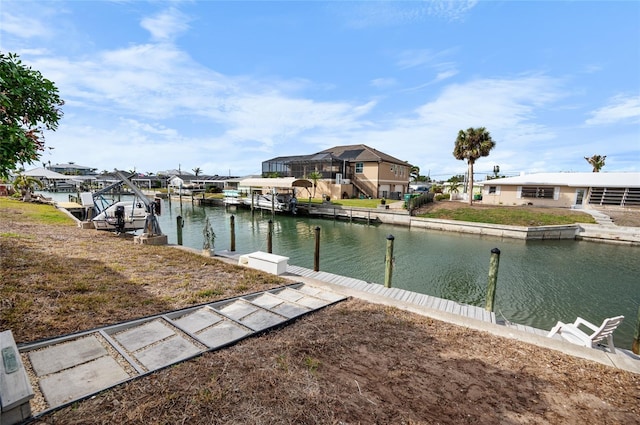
408, 192, 434, 212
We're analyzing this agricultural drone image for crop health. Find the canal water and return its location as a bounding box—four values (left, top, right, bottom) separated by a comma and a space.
157, 199, 638, 349
43, 193, 639, 348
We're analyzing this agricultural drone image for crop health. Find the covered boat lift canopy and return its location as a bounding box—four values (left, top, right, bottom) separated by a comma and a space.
22, 167, 69, 180
237, 177, 313, 189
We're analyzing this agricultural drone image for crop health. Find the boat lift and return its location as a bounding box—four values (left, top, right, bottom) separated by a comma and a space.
112, 170, 163, 236
89, 171, 163, 236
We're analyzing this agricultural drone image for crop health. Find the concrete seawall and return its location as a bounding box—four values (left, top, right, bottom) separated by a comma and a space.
306, 205, 640, 245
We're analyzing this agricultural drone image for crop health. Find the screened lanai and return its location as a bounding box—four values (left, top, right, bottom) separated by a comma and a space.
261, 153, 347, 179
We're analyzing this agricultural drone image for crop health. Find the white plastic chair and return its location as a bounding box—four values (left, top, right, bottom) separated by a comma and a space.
547, 316, 624, 353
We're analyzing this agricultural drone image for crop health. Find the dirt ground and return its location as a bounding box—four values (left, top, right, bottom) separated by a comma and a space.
1, 201, 639, 424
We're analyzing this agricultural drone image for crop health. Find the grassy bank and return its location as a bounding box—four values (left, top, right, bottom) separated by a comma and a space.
417, 204, 596, 226
0, 198, 286, 342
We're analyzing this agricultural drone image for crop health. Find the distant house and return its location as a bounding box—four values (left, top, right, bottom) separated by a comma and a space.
167, 174, 239, 194
262, 144, 411, 200
478, 172, 640, 209
47, 162, 97, 176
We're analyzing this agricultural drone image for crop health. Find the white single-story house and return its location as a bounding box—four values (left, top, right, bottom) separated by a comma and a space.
478, 172, 640, 209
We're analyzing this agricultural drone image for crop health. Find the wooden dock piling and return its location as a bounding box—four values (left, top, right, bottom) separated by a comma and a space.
384, 235, 395, 288
230, 215, 236, 252
314, 226, 321, 272
485, 248, 500, 312
176, 215, 184, 246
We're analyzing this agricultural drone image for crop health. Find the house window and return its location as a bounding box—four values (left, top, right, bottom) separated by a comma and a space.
521, 186, 555, 199
355, 162, 364, 174
589, 187, 640, 206
488, 186, 499, 194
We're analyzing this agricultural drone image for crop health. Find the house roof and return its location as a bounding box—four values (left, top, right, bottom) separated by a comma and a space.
318, 144, 408, 165
157, 169, 194, 176
50, 163, 96, 171
22, 167, 69, 179
479, 172, 640, 188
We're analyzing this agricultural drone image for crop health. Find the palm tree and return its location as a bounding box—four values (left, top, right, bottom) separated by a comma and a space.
410, 165, 420, 182
307, 171, 322, 198
448, 176, 462, 201
453, 127, 496, 205
584, 155, 606, 172
13, 173, 44, 201
192, 167, 202, 177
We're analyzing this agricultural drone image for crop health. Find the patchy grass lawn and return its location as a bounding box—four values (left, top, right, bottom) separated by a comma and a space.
416, 202, 597, 226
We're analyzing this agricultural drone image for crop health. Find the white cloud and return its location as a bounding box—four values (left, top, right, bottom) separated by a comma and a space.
9, 2, 637, 176
427, 0, 479, 22
325, 74, 565, 177
0, 11, 50, 39
339, 1, 478, 28
434, 69, 458, 82
371, 78, 397, 88
140, 8, 190, 42
585, 95, 640, 126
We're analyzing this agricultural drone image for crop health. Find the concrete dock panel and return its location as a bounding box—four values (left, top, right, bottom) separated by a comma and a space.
39, 356, 129, 408
29, 336, 107, 376
112, 320, 175, 352
134, 336, 202, 371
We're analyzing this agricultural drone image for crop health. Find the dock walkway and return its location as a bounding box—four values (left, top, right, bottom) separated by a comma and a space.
276, 261, 640, 375
286, 264, 497, 325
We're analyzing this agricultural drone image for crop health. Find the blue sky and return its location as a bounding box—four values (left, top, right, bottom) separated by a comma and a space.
2, 1, 639, 179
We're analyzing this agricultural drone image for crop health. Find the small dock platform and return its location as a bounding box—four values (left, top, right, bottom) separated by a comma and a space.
285, 264, 496, 324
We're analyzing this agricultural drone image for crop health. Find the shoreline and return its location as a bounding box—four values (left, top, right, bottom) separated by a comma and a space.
3, 198, 639, 423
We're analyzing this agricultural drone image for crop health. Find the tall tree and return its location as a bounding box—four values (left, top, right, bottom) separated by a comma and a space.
13, 173, 44, 201
410, 165, 420, 181
306, 171, 322, 198
584, 154, 606, 172
0, 52, 64, 179
453, 127, 496, 205
192, 167, 202, 176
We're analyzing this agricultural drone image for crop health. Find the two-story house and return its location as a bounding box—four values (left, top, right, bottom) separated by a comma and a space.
262, 144, 412, 200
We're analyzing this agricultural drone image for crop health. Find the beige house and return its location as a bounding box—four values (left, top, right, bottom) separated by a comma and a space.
478, 172, 640, 209
262, 144, 411, 200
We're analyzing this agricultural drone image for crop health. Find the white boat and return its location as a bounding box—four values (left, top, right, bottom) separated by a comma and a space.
92, 199, 148, 233
83, 170, 163, 235
243, 193, 292, 212
223, 190, 243, 206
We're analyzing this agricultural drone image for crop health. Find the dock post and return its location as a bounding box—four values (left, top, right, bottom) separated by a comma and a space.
176, 215, 184, 246
314, 226, 321, 272
271, 191, 275, 216
230, 215, 236, 252
633, 305, 640, 354
384, 235, 395, 288
267, 219, 273, 253
485, 248, 501, 312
